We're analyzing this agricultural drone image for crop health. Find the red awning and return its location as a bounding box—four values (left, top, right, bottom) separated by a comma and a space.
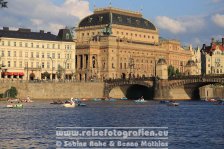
19, 72, 24, 76
7, 72, 13, 76
13, 72, 19, 76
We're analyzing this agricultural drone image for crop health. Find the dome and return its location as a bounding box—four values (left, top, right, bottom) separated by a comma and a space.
78, 7, 156, 31
157, 58, 167, 65
186, 60, 197, 66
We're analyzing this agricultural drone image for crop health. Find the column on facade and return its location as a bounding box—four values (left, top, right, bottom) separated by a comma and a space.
77, 55, 80, 70
83, 54, 86, 70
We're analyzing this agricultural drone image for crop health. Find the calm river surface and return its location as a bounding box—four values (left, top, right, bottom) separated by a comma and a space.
0, 100, 223, 149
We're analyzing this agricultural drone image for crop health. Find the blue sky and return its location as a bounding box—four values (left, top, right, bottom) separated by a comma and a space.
1, 0, 224, 47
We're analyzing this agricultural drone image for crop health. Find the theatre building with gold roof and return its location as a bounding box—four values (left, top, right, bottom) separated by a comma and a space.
75, 7, 193, 80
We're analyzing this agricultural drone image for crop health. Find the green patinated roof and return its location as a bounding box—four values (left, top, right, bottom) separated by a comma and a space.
79, 11, 156, 31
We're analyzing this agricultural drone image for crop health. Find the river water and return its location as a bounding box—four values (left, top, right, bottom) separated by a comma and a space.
0, 100, 223, 149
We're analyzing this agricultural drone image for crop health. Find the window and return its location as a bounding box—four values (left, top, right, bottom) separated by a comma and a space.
25, 52, 28, 58
42, 44, 44, 48
14, 61, 16, 67
14, 51, 16, 57
42, 53, 44, 58
120, 63, 122, 69
99, 16, 103, 22
1, 41, 4, 46
19, 51, 22, 57
19, 61, 22, 68
8, 51, 11, 57
127, 18, 131, 24
8, 41, 10, 46
31, 62, 34, 68
52, 44, 55, 49
58, 53, 60, 59
58, 45, 60, 49
2, 50, 4, 57
67, 63, 70, 69
14, 42, 16, 46
36, 52, 39, 58
208, 64, 210, 67
25, 43, 28, 47
31, 52, 34, 58
36, 62, 39, 68
66, 33, 69, 39
36, 44, 39, 48
47, 62, 50, 68
19, 42, 22, 47
8, 61, 10, 67
47, 44, 50, 49
47, 53, 50, 58
42, 62, 45, 68
52, 53, 55, 59
31, 43, 33, 48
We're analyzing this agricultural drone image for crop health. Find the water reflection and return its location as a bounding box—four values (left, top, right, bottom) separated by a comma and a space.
0, 100, 223, 149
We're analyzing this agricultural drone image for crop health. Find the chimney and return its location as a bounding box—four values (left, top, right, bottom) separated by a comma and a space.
40, 30, 44, 34
3, 27, 9, 31
222, 38, 224, 46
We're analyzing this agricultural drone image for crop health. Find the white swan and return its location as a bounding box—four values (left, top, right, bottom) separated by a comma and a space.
63, 98, 76, 108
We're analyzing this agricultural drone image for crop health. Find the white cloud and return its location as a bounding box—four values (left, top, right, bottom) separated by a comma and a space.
211, 14, 224, 27
155, 16, 205, 34
31, 19, 43, 26
156, 16, 185, 34
0, 0, 91, 34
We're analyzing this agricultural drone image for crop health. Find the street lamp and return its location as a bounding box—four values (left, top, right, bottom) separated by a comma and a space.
49, 57, 53, 80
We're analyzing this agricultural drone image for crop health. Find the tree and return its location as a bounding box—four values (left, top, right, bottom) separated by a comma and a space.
5, 87, 18, 98
42, 71, 50, 79
56, 64, 65, 79
0, 0, 8, 8
176, 68, 181, 77
168, 65, 175, 77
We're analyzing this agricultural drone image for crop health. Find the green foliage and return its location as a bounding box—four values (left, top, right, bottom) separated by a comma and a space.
5, 86, 18, 98
168, 65, 175, 77
0, 0, 8, 8
168, 65, 181, 77
42, 71, 50, 79
56, 64, 65, 79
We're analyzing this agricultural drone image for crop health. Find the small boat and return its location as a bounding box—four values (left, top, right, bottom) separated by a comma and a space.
160, 100, 170, 104
120, 97, 128, 100
6, 104, 23, 108
75, 100, 87, 106
63, 98, 76, 108
168, 102, 179, 106
207, 98, 217, 102
134, 99, 147, 103
50, 100, 64, 104
105, 98, 117, 102
93, 98, 102, 101
7, 98, 20, 102
135, 96, 147, 103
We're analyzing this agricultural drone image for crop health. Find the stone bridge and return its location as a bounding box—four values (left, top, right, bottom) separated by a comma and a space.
104, 75, 224, 100
104, 78, 154, 99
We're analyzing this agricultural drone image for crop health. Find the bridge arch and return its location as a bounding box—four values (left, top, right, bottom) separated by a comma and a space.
166, 76, 224, 100
108, 84, 154, 100
104, 79, 154, 99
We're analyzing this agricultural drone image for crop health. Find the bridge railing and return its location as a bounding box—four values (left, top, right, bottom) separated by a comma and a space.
104, 77, 154, 83
168, 74, 224, 80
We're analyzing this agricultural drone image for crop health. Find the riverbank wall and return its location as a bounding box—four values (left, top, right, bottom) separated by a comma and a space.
0, 81, 105, 100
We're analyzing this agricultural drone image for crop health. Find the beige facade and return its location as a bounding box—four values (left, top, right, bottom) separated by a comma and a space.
201, 38, 224, 74
75, 7, 193, 80
0, 28, 75, 80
